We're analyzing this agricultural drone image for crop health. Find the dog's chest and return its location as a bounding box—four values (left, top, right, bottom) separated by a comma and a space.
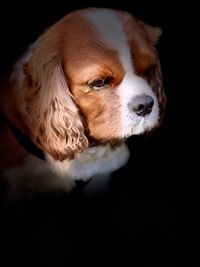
46, 143, 130, 180
3, 143, 130, 193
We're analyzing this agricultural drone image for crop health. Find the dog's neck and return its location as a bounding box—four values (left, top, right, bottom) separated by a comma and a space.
45, 143, 130, 181
4, 116, 130, 181
5, 117, 45, 160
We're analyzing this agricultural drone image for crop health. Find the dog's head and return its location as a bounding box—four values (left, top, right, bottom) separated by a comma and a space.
8, 8, 166, 161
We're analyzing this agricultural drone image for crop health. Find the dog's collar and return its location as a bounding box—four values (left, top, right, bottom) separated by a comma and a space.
4, 117, 45, 160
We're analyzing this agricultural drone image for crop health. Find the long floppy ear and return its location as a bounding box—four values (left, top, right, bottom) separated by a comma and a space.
16, 36, 88, 161
139, 21, 167, 121
141, 21, 162, 45
148, 52, 167, 121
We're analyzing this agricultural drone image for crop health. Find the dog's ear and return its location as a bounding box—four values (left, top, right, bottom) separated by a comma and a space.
142, 22, 162, 45
17, 35, 88, 161
146, 26, 167, 121
148, 55, 167, 121
139, 21, 166, 120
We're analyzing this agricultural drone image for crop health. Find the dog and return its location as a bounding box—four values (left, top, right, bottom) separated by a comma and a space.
0, 8, 166, 194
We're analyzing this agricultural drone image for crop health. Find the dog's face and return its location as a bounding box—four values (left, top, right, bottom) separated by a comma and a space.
8, 8, 166, 161
64, 9, 165, 141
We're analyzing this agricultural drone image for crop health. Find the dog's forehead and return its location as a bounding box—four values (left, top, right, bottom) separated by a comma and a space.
82, 9, 133, 73
62, 8, 156, 78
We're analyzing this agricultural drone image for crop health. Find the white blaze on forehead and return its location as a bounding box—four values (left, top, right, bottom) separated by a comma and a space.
83, 9, 160, 136
83, 9, 133, 72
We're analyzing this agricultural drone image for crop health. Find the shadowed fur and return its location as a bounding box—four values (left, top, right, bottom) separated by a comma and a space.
0, 8, 166, 194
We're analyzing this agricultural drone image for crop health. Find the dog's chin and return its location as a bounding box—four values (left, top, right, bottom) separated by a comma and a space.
121, 103, 160, 138
123, 116, 159, 138
88, 115, 159, 146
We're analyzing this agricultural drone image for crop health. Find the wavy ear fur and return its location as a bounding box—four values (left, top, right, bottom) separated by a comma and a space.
148, 26, 167, 121
17, 34, 88, 161
149, 52, 167, 121
139, 20, 166, 121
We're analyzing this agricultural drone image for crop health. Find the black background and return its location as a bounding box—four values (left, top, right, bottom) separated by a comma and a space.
0, 1, 200, 266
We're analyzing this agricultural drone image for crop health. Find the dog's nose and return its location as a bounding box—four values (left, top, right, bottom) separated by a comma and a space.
129, 95, 154, 116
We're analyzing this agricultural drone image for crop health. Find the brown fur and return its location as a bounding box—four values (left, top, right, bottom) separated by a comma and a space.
0, 8, 166, 164
119, 11, 167, 118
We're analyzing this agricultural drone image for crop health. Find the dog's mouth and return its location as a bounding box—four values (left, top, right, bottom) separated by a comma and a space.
123, 110, 160, 138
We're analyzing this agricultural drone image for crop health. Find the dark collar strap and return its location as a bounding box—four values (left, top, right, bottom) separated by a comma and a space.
1, 116, 94, 193
4, 117, 45, 160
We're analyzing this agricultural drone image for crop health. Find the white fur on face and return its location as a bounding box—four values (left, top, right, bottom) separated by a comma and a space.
84, 8, 133, 73
117, 73, 159, 137
84, 9, 160, 137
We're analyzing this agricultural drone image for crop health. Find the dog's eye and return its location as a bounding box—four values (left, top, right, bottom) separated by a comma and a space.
89, 77, 112, 90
